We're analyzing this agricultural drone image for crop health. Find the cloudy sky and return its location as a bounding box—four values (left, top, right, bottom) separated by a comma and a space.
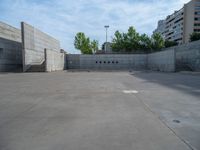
0, 0, 190, 53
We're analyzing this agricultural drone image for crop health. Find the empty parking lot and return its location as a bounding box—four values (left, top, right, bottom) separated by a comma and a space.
0, 71, 199, 150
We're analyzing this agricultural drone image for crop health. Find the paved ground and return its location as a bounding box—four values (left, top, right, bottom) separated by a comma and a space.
0, 71, 199, 150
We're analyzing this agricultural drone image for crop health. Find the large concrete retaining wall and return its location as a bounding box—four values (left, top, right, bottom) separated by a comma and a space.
1, 21, 199, 72
0, 22, 22, 72
67, 54, 147, 70
45, 49, 65, 72
175, 40, 200, 71
67, 54, 80, 69
21, 22, 60, 72
146, 40, 200, 72
147, 49, 175, 72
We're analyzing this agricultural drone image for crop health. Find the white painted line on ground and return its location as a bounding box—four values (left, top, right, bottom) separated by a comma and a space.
123, 90, 139, 94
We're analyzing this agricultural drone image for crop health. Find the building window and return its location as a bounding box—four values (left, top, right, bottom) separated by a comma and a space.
194, 29, 200, 32
195, 17, 200, 21
174, 18, 183, 23
195, 6, 200, 10
195, 12, 200, 15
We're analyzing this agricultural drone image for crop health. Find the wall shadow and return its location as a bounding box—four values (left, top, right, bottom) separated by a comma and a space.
131, 71, 200, 97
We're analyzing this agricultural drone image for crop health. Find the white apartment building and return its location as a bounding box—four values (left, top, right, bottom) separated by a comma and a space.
154, 0, 200, 44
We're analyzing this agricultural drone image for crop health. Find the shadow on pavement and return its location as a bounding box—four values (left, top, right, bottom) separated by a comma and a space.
130, 71, 200, 97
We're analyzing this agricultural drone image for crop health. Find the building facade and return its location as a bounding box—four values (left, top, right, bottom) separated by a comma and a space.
154, 0, 200, 44
153, 20, 166, 38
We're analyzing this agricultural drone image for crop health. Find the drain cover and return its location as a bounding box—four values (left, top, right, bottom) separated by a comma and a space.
173, 120, 181, 123
123, 90, 139, 94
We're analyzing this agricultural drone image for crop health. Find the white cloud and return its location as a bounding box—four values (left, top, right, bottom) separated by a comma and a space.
0, 0, 191, 53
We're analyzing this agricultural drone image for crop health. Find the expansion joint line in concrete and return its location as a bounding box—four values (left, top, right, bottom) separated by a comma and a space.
132, 94, 196, 150
0, 98, 42, 129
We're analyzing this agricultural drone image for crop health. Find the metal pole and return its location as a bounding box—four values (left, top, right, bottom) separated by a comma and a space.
106, 27, 108, 43
104, 25, 109, 52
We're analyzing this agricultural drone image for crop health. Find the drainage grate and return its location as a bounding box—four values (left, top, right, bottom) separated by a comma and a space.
173, 120, 181, 123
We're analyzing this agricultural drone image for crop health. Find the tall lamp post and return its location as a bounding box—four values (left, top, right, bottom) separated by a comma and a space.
104, 25, 109, 52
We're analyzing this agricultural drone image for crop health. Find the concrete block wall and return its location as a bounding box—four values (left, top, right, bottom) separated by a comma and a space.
0, 22, 22, 72
0, 21, 21, 42
147, 49, 175, 72
45, 49, 65, 72
21, 22, 60, 72
67, 54, 147, 70
175, 40, 200, 71
66, 54, 80, 69
1, 21, 199, 72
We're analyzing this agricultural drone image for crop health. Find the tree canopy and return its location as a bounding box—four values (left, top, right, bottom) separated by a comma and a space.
190, 32, 200, 42
90, 40, 99, 53
164, 40, 178, 48
111, 26, 165, 53
74, 26, 180, 54
151, 33, 165, 51
74, 32, 99, 54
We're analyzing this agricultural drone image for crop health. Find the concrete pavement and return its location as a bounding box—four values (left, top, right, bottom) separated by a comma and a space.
0, 71, 199, 150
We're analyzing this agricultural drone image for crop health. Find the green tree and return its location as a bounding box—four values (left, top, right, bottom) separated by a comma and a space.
111, 30, 124, 52
111, 27, 141, 52
91, 40, 99, 53
139, 34, 152, 52
164, 40, 178, 48
74, 32, 92, 54
126, 26, 140, 52
151, 33, 164, 51
190, 32, 200, 42
111, 27, 165, 53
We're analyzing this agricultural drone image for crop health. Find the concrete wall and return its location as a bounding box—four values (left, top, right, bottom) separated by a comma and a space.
0, 22, 22, 72
45, 49, 65, 72
67, 54, 80, 69
147, 49, 175, 72
21, 22, 60, 72
0, 22, 21, 42
175, 40, 200, 71
147, 40, 200, 72
1, 21, 199, 73
67, 54, 147, 70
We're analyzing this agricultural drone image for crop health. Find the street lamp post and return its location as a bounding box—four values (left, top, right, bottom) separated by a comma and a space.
104, 25, 109, 52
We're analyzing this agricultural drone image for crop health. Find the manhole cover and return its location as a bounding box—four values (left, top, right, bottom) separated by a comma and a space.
123, 90, 139, 94
173, 120, 181, 123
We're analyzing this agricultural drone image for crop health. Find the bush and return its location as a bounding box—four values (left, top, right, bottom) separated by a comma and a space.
190, 32, 200, 42
164, 40, 178, 48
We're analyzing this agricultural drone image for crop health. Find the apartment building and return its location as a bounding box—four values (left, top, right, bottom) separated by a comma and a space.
153, 20, 166, 38
154, 0, 200, 44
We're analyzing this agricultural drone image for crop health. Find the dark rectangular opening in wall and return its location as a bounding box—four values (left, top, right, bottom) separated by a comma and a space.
0, 48, 3, 56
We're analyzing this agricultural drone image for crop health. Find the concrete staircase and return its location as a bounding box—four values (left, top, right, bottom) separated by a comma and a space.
176, 62, 194, 72
26, 61, 46, 72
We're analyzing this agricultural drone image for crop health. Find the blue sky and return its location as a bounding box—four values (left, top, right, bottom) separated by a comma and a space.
0, 0, 190, 53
